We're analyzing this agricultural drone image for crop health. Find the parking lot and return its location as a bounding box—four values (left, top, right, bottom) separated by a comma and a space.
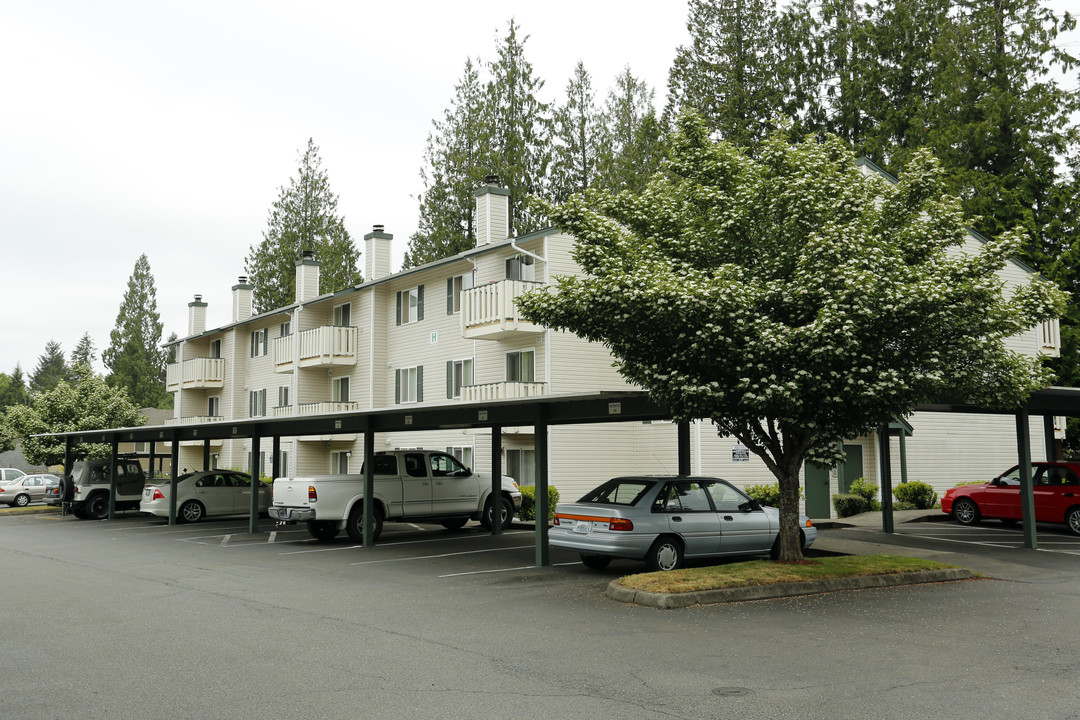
6, 509, 1080, 719
891, 518, 1080, 554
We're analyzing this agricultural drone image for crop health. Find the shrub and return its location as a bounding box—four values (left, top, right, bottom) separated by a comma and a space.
519, 485, 560, 522
832, 493, 869, 517
745, 483, 781, 506
893, 500, 917, 511
848, 477, 881, 511
892, 481, 938, 509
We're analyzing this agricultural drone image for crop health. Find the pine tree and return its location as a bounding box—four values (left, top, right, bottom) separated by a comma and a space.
0, 365, 30, 411
550, 61, 602, 202
405, 58, 490, 268
70, 332, 96, 375
30, 340, 70, 396
597, 66, 664, 194
246, 139, 361, 312
102, 254, 169, 409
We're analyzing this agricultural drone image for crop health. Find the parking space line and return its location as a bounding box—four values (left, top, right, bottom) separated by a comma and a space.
439, 561, 579, 578
349, 544, 534, 565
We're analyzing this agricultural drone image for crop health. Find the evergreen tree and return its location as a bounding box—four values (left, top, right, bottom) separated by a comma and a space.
550, 61, 603, 202
70, 332, 96, 373
405, 59, 490, 268
597, 66, 664, 194
246, 139, 361, 311
0, 365, 30, 411
30, 340, 70, 395
485, 19, 553, 235
666, 0, 785, 146
102, 254, 169, 409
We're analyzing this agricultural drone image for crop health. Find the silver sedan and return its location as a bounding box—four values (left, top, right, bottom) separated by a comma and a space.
140, 471, 271, 523
550, 476, 817, 571
0, 474, 60, 507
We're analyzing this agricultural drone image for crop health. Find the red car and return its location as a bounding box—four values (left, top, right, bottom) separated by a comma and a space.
941, 462, 1080, 535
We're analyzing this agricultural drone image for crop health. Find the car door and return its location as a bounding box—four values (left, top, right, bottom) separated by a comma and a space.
655, 480, 722, 557
193, 473, 233, 515
980, 466, 1023, 520
707, 480, 775, 555
429, 452, 477, 515
27, 476, 45, 502
1033, 465, 1080, 523
229, 473, 256, 514
401, 453, 432, 517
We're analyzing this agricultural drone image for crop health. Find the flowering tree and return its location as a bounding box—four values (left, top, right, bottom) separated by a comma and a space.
517, 113, 1065, 562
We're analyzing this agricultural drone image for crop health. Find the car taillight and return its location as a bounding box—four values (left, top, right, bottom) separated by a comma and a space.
151, 488, 165, 501
608, 518, 634, 531
308, 486, 317, 502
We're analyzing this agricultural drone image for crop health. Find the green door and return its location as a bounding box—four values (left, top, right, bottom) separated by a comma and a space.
804, 461, 831, 518
838, 444, 864, 494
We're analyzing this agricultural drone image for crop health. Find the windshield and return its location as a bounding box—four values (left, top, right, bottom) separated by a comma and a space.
579, 478, 656, 506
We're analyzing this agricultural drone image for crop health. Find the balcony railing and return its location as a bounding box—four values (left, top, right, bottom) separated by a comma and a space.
461, 280, 545, 340
166, 358, 225, 391
165, 415, 224, 426
298, 401, 360, 415
461, 381, 547, 402
275, 326, 358, 372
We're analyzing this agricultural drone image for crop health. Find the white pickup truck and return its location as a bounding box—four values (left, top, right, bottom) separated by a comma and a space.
269, 449, 522, 542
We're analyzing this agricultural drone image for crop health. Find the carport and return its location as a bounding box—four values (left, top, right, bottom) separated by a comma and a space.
44, 387, 1080, 562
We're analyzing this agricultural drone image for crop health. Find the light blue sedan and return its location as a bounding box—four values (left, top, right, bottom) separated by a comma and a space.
550, 476, 817, 571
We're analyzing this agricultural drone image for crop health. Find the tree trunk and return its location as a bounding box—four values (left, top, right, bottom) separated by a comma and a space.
776, 471, 805, 563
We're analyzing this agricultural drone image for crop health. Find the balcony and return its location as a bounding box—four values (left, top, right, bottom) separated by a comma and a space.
272, 402, 360, 417
166, 358, 225, 391
461, 280, 545, 340
165, 415, 224, 426
461, 381, 547, 402
275, 326, 359, 372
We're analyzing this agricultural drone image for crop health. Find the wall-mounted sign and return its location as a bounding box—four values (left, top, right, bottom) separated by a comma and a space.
732, 444, 750, 462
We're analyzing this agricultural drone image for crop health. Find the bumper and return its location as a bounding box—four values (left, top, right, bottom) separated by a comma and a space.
511, 493, 523, 511
549, 527, 654, 560
803, 525, 818, 548
268, 506, 316, 523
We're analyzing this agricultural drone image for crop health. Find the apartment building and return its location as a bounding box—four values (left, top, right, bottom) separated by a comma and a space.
164, 175, 1062, 516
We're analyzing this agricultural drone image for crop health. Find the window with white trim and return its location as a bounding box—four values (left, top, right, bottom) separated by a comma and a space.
330, 451, 351, 474
446, 446, 473, 470
395, 366, 423, 404
278, 450, 290, 476
208, 396, 220, 418
277, 385, 290, 408
333, 303, 351, 327
396, 286, 424, 325
210, 453, 220, 470
506, 254, 535, 281
332, 376, 350, 403
506, 448, 535, 486
248, 389, 267, 417
446, 358, 473, 399
209, 339, 222, 358
250, 328, 268, 357
280, 321, 291, 337
506, 349, 535, 383
446, 273, 474, 314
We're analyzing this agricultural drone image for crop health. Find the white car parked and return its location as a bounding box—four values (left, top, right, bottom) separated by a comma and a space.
141, 470, 271, 523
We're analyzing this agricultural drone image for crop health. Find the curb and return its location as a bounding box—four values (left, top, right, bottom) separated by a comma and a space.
0, 505, 62, 516
605, 567, 977, 608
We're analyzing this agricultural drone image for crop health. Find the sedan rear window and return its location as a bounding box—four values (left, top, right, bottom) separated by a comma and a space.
578, 479, 655, 506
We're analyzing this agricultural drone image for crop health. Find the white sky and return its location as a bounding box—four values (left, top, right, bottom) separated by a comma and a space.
0, 0, 688, 377
1, 0, 1076, 381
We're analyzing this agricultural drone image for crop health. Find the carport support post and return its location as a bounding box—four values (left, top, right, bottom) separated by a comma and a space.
202, 439, 211, 471
272, 436, 281, 478
1043, 414, 1056, 461
535, 419, 549, 567
149, 442, 157, 479
878, 428, 894, 534
491, 425, 503, 536
677, 421, 691, 475
1016, 411, 1038, 550
169, 433, 179, 525
363, 427, 375, 547
250, 429, 261, 534
108, 438, 119, 520
63, 437, 72, 516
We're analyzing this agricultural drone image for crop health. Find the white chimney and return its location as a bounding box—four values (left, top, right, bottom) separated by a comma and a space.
232, 277, 252, 322
475, 176, 509, 247
365, 225, 392, 280
187, 294, 207, 337
296, 250, 321, 303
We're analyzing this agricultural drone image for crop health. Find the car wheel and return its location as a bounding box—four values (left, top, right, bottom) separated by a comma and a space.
179, 500, 205, 523
85, 494, 109, 520
14, 494, 30, 507
952, 498, 981, 526
71, 507, 87, 519
1066, 507, 1080, 536
481, 495, 514, 531
346, 502, 384, 543
440, 518, 468, 531
307, 521, 340, 541
580, 554, 611, 570
646, 536, 684, 572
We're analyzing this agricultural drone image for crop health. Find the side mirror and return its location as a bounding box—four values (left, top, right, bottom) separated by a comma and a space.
739, 499, 762, 512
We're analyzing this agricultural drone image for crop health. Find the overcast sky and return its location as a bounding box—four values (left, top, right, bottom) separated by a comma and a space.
1, 0, 688, 377
2, 1, 1076, 382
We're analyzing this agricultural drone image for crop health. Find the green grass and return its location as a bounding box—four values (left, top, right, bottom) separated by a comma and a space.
0, 505, 61, 516
617, 555, 960, 594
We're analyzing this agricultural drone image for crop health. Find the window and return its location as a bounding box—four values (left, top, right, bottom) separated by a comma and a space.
133, 441, 148, 454
506, 254, 535, 281
209, 339, 222, 358
332, 376, 350, 403
446, 273, 474, 314
333, 303, 351, 327
210, 453, 220, 470
395, 366, 423, 404
430, 453, 468, 477
280, 321, 291, 337
396, 286, 424, 325
208, 396, 220, 418
656, 481, 713, 513
506, 448, 535, 486
706, 481, 752, 513
278, 450, 290, 476
248, 389, 266, 417
330, 451, 351, 474
446, 358, 473, 399
506, 350, 535, 382
250, 328, 268, 357
277, 385, 290, 408
248, 450, 266, 476
446, 446, 473, 470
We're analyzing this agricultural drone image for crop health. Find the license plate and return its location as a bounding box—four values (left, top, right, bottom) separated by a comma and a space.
574, 520, 593, 534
